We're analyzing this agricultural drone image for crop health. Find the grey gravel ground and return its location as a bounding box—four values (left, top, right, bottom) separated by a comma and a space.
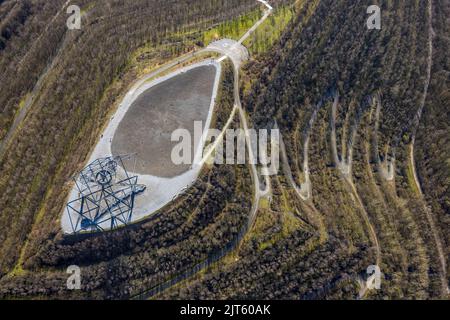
112, 65, 216, 178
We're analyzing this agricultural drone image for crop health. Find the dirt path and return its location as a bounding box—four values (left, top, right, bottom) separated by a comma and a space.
330, 94, 381, 269
278, 100, 324, 203
279, 109, 315, 201
0, 1, 80, 161
372, 95, 395, 181
130, 0, 273, 299
330, 94, 352, 177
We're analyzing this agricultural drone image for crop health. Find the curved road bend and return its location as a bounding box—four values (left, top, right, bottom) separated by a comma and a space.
0, 0, 76, 161
409, 0, 448, 295
278, 103, 320, 202
130, 1, 273, 299
330, 94, 381, 269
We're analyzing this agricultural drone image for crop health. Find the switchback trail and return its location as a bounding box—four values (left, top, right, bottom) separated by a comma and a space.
131, 0, 273, 299
409, 0, 448, 295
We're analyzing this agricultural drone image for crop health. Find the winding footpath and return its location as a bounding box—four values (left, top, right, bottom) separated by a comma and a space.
131, 0, 273, 299
372, 95, 395, 181
279, 126, 312, 201
330, 94, 381, 271
278, 101, 324, 202
409, 0, 448, 296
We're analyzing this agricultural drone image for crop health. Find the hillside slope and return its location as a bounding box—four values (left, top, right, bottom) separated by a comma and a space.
0, 0, 448, 300
162, 0, 450, 299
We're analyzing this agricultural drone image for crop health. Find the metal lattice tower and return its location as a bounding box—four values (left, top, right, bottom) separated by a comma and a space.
66, 155, 146, 233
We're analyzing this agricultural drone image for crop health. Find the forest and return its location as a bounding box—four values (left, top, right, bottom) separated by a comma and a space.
162, 0, 450, 299
0, 0, 448, 300
0, 0, 260, 278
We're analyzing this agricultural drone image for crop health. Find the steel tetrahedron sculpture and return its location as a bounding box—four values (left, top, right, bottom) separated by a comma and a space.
66, 155, 146, 233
